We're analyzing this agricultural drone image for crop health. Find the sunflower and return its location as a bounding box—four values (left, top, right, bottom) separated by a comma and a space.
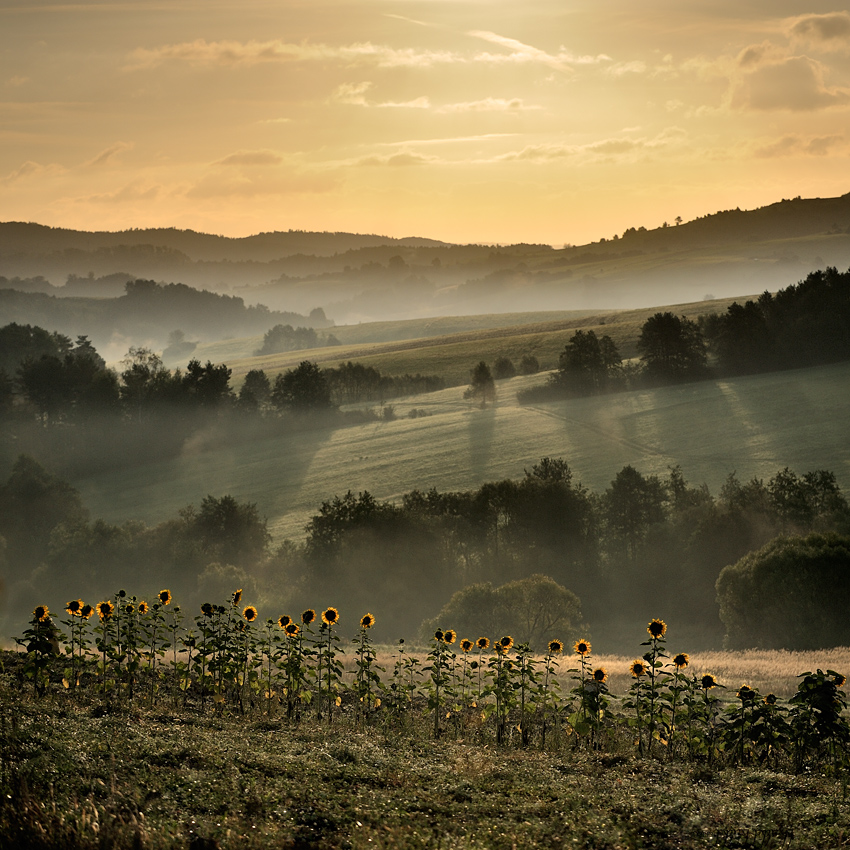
700, 673, 718, 690
137, 601, 149, 615
158, 589, 172, 606
476, 637, 490, 650
65, 599, 83, 617
494, 643, 508, 656
124, 603, 135, 615
443, 629, 457, 645
548, 639, 564, 655
322, 607, 339, 626
285, 622, 300, 637
80, 603, 94, 620
574, 639, 591, 657
673, 652, 690, 669
278, 615, 292, 630
498, 635, 514, 651
97, 600, 114, 621
647, 619, 667, 639
834, 674, 847, 688
243, 605, 258, 623
33, 605, 49, 623
737, 684, 754, 701
200, 602, 214, 617
593, 667, 608, 683
630, 659, 647, 678
232, 588, 243, 606
434, 629, 444, 642
764, 693, 778, 705
302, 609, 316, 625
460, 638, 474, 653
360, 613, 375, 629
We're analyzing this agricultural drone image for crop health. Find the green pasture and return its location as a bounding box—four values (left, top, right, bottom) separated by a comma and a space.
74, 361, 850, 545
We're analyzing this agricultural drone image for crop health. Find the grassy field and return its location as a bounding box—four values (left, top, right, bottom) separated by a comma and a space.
192, 295, 750, 386
73, 360, 850, 547
4, 644, 850, 850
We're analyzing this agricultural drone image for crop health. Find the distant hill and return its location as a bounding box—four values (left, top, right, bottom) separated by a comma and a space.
2, 193, 850, 322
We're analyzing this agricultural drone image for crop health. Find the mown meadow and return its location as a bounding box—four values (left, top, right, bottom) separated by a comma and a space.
4, 592, 850, 849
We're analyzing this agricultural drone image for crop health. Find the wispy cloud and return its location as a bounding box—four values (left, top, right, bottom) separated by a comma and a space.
358, 152, 438, 167
85, 141, 133, 167
214, 150, 284, 166
788, 12, 850, 48
125, 39, 461, 71
438, 97, 540, 113
754, 133, 845, 158
81, 180, 161, 204
467, 30, 610, 72
1, 159, 64, 185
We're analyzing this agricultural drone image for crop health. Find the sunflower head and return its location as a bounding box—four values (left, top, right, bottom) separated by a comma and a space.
764, 693, 778, 705
33, 605, 49, 623
701, 673, 718, 690
460, 638, 473, 653
494, 643, 508, 656
200, 602, 214, 617
476, 637, 490, 650
574, 639, 591, 657
834, 674, 847, 688
232, 588, 243, 606
285, 622, 300, 637
80, 603, 94, 620
360, 613, 375, 629
124, 603, 135, 615
593, 667, 608, 683
322, 607, 339, 626
278, 615, 292, 630
630, 659, 647, 678
443, 629, 457, 645
137, 601, 149, 615
548, 639, 564, 655
65, 599, 82, 617
158, 589, 172, 606
434, 629, 444, 642
647, 618, 667, 639
243, 605, 258, 623
673, 652, 690, 669
737, 684, 755, 701
302, 608, 316, 625
498, 635, 514, 651
97, 600, 114, 621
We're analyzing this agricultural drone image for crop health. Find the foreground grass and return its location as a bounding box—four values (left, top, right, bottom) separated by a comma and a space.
4, 648, 850, 850
4, 693, 850, 849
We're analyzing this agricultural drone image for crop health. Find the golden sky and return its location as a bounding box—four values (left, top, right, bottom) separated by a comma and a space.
2, 1, 849, 245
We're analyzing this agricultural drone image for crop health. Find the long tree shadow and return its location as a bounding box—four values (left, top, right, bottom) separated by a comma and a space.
467, 398, 498, 481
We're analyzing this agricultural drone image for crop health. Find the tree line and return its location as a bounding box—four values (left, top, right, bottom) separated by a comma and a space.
519, 266, 850, 403
4, 452, 847, 650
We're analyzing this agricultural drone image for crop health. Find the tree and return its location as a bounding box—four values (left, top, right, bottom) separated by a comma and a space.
464, 361, 495, 408
603, 465, 667, 560
192, 495, 270, 567
120, 347, 168, 422
518, 354, 539, 375
492, 356, 516, 380
420, 574, 584, 651
553, 330, 621, 395
271, 361, 333, 412
182, 359, 233, 408
637, 312, 707, 383
238, 369, 271, 412
716, 533, 850, 650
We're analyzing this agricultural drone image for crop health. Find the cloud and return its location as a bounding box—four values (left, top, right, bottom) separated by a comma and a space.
467, 30, 610, 72
1, 159, 64, 185
733, 55, 850, 111
754, 134, 845, 158
85, 141, 133, 167
125, 39, 461, 71
438, 97, 540, 113
736, 41, 786, 69
4, 75, 28, 88
358, 152, 437, 167
184, 170, 339, 199
331, 81, 429, 109
789, 12, 850, 47
491, 128, 686, 164
214, 150, 284, 166
83, 181, 161, 204
605, 60, 648, 77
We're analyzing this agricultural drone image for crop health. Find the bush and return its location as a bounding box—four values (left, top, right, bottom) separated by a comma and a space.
420, 573, 584, 651
716, 533, 850, 650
